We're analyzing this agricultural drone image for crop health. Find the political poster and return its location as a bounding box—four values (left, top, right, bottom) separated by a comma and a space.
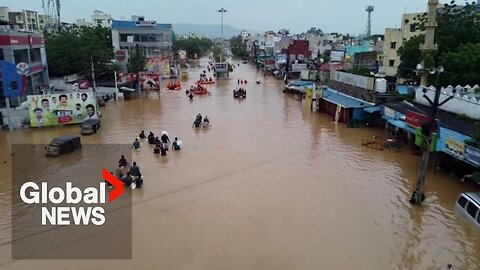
28, 92, 98, 127
147, 56, 171, 78
139, 72, 160, 91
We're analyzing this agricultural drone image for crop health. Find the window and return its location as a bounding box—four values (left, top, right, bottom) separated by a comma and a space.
29, 48, 41, 63
0, 49, 4, 61
389, 59, 395, 67
119, 34, 129, 42
466, 202, 479, 219
458, 196, 468, 208
390, 42, 397, 49
410, 24, 417, 32
13, 49, 29, 64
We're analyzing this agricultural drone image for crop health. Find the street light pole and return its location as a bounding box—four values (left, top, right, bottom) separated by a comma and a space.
90, 57, 97, 93
217, 8, 227, 63
410, 66, 455, 205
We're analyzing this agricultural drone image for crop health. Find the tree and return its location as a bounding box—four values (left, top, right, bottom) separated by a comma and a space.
45, 26, 114, 77
397, 0, 480, 85
306, 27, 323, 36
277, 28, 290, 36
230, 35, 248, 58
172, 37, 213, 59
128, 50, 147, 74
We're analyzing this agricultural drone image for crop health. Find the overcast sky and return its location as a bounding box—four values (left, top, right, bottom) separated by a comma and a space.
3, 0, 439, 35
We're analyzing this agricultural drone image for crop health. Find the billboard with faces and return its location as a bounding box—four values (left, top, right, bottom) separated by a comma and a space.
28, 92, 99, 127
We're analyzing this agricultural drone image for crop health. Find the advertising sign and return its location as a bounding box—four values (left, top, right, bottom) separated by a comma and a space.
331, 71, 374, 90
115, 50, 127, 62
330, 50, 345, 62
444, 137, 465, 159
147, 57, 170, 78
0, 60, 25, 97
28, 92, 98, 127
291, 63, 307, 72
139, 72, 160, 91
465, 145, 480, 166
405, 110, 429, 128
135, 21, 156, 27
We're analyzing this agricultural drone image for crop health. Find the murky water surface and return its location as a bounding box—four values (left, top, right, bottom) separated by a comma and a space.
0, 59, 479, 269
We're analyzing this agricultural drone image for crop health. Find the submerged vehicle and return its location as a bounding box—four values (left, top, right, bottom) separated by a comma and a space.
456, 192, 480, 228
46, 136, 82, 157
80, 119, 101, 135
233, 88, 246, 99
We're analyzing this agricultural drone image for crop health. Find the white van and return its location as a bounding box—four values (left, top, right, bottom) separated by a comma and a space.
456, 192, 480, 228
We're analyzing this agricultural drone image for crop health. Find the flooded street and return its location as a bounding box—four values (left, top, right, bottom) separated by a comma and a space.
0, 59, 479, 269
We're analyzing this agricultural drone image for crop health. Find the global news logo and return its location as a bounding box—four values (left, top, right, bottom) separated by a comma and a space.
18, 169, 124, 226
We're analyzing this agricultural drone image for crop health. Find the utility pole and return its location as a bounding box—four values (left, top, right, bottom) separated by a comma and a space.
217, 8, 227, 62
90, 57, 96, 93
136, 43, 141, 93
285, 46, 290, 85
410, 0, 441, 205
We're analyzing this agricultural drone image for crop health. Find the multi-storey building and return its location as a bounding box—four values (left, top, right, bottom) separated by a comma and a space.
0, 31, 49, 106
91, 10, 112, 28
382, 13, 424, 77
111, 16, 173, 58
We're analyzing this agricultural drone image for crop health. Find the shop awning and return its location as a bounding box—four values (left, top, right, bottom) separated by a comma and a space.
383, 116, 406, 128
363, 106, 381, 113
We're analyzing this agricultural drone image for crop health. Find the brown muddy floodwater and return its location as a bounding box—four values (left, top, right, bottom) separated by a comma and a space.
0, 58, 479, 269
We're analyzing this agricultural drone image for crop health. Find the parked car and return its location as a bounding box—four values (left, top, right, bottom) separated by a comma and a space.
80, 119, 101, 135
456, 192, 480, 228
46, 136, 82, 157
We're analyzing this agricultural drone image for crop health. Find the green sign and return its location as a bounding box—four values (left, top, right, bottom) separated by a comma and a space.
415, 127, 438, 152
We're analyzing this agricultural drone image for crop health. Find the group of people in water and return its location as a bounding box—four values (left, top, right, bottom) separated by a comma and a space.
107, 155, 144, 189
237, 79, 248, 84
192, 113, 210, 128
186, 85, 208, 101
135, 130, 182, 156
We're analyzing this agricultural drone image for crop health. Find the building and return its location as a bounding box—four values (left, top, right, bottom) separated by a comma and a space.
0, 31, 49, 107
75, 18, 92, 27
382, 12, 423, 77
111, 16, 173, 58
0, 7, 9, 22
8, 10, 43, 32
91, 10, 112, 28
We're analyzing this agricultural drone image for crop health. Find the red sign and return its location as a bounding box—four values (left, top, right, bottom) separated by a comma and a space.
115, 50, 127, 62
406, 110, 429, 128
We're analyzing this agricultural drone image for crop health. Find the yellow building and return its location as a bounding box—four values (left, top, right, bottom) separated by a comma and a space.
382, 13, 424, 77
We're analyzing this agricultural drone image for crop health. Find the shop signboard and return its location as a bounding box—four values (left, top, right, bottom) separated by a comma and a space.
406, 110, 429, 128
27, 92, 98, 127
444, 136, 465, 160
331, 71, 374, 90
465, 145, 480, 166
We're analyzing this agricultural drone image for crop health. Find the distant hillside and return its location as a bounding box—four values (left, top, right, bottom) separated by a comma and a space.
173, 23, 246, 38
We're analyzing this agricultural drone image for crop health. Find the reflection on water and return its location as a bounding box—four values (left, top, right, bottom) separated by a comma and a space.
0, 59, 479, 269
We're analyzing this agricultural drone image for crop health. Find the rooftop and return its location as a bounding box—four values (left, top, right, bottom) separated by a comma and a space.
384, 100, 476, 137
323, 88, 375, 109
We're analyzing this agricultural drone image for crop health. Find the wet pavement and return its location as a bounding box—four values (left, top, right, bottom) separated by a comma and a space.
0, 58, 479, 269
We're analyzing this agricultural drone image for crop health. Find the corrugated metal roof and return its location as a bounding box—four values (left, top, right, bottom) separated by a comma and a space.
322, 88, 375, 109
